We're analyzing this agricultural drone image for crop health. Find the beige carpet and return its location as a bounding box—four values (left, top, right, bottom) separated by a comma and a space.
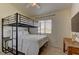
40, 46, 66, 55
0, 46, 66, 55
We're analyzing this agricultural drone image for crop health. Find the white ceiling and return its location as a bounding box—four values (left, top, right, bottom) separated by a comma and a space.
11, 3, 72, 17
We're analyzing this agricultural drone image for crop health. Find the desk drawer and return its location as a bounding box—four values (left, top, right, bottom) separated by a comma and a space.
68, 47, 79, 55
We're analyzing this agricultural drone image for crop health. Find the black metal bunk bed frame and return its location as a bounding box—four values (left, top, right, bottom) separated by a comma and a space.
2, 13, 37, 55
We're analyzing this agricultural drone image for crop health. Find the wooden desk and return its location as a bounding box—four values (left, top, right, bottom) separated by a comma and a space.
63, 38, 79, 55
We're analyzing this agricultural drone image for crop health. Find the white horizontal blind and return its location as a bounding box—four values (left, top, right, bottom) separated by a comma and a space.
38, 20, 52, 34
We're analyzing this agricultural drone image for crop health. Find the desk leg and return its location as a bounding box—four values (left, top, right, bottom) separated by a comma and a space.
68, 47, 72, 55
63, 40, 65, 53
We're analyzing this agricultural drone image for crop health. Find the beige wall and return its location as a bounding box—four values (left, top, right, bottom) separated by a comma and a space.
0, 4, 29, 18
48, 8, 72, 50
0, 3, 30, 51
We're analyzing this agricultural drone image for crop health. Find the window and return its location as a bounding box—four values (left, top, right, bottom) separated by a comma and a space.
38, 20, 52, 34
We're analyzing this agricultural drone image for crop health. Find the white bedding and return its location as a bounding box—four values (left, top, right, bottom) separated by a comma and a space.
8, 34, 48, 55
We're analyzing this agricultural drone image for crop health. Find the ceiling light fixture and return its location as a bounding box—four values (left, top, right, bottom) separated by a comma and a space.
26, 3, 40, 8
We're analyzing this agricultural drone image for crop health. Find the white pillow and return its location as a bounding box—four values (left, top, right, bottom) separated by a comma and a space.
72, 32, 79, 42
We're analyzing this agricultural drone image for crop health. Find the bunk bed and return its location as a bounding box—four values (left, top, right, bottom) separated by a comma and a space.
2, 13, 48, 55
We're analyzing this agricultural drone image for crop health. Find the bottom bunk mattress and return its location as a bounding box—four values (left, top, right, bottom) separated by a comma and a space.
8, 34, 48, 55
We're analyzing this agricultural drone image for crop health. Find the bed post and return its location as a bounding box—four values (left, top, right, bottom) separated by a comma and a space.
12, 26, 13, 52
16, 13, 18, 55
2, 18, 4, 52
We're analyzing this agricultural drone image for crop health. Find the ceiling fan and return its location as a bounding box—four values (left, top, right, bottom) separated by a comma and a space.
26, 3, 40, 8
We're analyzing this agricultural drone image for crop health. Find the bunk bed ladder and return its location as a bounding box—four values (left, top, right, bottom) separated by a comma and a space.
15, 13, 18, 55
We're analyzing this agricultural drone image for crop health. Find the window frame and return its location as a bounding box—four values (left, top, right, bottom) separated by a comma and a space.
38, 19, 52, 34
